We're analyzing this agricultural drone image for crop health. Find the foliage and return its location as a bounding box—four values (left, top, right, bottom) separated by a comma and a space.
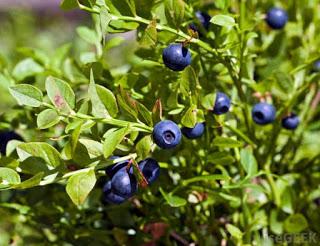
0, 0, 320, 245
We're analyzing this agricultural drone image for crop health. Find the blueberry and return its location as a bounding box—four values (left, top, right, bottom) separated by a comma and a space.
195, 11, 211, 30
0, 131, 22, 155
189, 11, 211, 33
103, 181, 126, 204
252, 102, 276, 125
111, 168, 138, 198
313, 60, 320, 72
282, 113, 300, 130
162, 44, 192, 71
138, 158, 160, 185
266, 7, 288, 29
181, 122, 205, 139
152, 120, 182, 149
105, 156, 129, 178
213, 92, 231, 115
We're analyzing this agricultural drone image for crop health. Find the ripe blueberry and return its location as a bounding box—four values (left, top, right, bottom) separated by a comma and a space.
181, 122, 205, 139
0, 131, 22, 155
138, 158, 160, 185
252, 102, 276, 125
266, 7, 288, 29
190, 11, 211, 33
213, 92, 231, 115
103, 181, 126, 204
162, 44, 191, 71
111, 167, 138, 198
105, 156, 129, 178
152, 120, 182, 149
281, 113, 300, 130
313, 60, 320, 72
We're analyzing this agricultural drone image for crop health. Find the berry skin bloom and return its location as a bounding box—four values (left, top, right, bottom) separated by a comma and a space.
111, 167, 138, 198
103, 181, 127, 204
105, 156, 129, 178
252, 102, 276, 125
266, 7, 288, 29
162, 44, 192, 71
138, 158, 160, 185
282, 113, 300, 130
213, 92, 231, 115
181, 122, 205, 139
153, 120, 182, 149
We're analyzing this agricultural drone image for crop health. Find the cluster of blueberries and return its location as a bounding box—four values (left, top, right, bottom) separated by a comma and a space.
102, 157, 160, 204
159, 6, 300, 150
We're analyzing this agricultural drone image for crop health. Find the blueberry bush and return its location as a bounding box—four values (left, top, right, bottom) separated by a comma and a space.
1, 0, 320, 245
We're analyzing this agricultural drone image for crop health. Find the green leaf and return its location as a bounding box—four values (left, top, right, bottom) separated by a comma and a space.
212, 136, 243, 148
96, 85, 118, 117
45, 76, 76, 113
181, 105, 197, 128
165, 0, 185, 28
125, 0, 136, 16
240, 147, 258, 177
17, 142, 62, 168
137, 102, 152, 126
284, 214, 308, 233
201, 93, 216, 110
108, 20, 140, 32
152, 99, 162, 125
37, 109, 60, 129
0, 167, 21, 188
210, 15, 236, 27
270, 209, 283, 235
14, 172, 44, 189
77, 26, 99, 45
9, 84, 43, 107
160, 188, 186, 207
66, 169, 96, 206
78, 139, 103, 158
116, 88, 139, 120
103, 127, 130, 159
104, 37, 125, 51
207, 152, 235, 165
140, 19, 157, 48
12, 58, 44, 81
136, 135, 152, 159
88, 71, 116, 118
179, 66, 198, 96
60, 0, 78, 10
51, 43, 71, 71
226, 224, 243, 240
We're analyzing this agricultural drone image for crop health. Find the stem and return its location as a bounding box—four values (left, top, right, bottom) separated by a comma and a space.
264, 159, 281, 206
63, 112, 152, 133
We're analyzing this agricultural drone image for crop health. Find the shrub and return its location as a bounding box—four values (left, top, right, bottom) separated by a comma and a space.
0, 0, 320, 245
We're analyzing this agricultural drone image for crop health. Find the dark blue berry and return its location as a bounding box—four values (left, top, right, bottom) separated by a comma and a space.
181, 122, 205, 139
103, 181, 126, 204
138, 158, 160, 185
266, 7, 288, 29
313, 60, 320, 72
162, 44, 192, 71
0, 131, 22, 155
105, 156, 129, 178
153, 120, 182, 149
111, 168, 138, 198
195, 11, 211, 30
252, 102, 276, 125
282, 113, 299, 130
213, 92, 231, 115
